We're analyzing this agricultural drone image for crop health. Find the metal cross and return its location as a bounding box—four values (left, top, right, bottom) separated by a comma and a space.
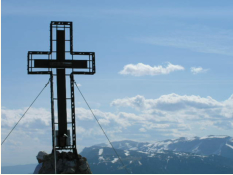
27, 21, 95, 153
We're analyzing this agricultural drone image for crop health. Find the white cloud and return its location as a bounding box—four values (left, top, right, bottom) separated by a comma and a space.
142, 122, 171, 130
1, 107, 51, 128
98, 118, 111, 125
111, 95, 147, 110
214, 121, 233, 130
220, 95, 233, 118
75, 108, 94, 120
76, 126, 86, 133
111, 93, 233, 131
119, 63, 184, 76
139, 128, 147, 132
191, 67, 208, 74
118, 112, 145, 121
111, 93, 223, 111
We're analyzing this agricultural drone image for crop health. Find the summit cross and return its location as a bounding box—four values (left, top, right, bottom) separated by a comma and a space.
27, 21, 95, 154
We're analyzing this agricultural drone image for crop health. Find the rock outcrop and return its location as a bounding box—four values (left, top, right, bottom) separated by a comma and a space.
39, 151, 92, 174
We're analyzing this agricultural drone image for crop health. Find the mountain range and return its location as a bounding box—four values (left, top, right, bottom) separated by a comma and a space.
97, 135, 233, 159
2, 135, 233, 174
81, 135, 233, 174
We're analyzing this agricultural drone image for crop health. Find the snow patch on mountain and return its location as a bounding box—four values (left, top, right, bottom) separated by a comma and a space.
148, 153, 155, 157
99, 156, 105, 161
185, 137, 199, 141
125, 142, 131, 148
226, 143, 233, 149
138, 151, 148, 154
145, 141, 171, 153
213, 143, 225, 155
191, 142, 202, 154
124, 150, 130, 156
99, 149, 103, 155
166, 156, 171, 163
111, 158, 118, 163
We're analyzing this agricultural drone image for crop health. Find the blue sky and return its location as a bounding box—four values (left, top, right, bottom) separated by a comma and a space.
2, 0, 233, 166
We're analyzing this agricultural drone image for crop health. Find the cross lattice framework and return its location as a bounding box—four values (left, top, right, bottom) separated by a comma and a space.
27, 21, 95, 154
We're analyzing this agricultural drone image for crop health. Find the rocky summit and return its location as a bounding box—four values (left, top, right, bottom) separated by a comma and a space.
39, 151, 92, 174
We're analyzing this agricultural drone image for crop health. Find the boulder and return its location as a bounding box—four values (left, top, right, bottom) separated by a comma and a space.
39, 151, 92, 174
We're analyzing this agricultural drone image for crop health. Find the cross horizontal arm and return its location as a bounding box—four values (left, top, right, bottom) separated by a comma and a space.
34, 60, 88, 69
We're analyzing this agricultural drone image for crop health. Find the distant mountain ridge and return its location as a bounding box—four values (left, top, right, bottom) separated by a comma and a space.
80, 135, 233, 173
89, 135, 233, 160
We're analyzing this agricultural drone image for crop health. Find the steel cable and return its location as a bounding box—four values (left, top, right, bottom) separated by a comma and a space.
1, 79, 50, 145
74, 81, 130, 174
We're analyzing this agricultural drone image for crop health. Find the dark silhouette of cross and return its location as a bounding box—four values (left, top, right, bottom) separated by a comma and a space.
27, 21, 95, 152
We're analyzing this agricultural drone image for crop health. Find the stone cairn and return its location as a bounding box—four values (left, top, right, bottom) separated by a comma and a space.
39, 151, 92, 174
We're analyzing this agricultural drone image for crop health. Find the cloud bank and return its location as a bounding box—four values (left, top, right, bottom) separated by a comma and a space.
2, 93, 232, 142
111, 93, 233, 131
111, 93, 223, 111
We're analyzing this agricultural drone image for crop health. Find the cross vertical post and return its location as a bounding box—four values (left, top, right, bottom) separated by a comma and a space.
56, 30, 68, 147
27, 21, 95, 154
